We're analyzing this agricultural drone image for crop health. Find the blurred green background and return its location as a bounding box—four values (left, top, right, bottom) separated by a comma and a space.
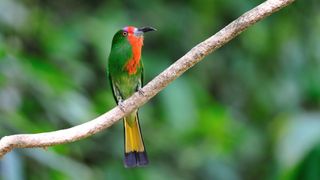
0, 0, 320, 179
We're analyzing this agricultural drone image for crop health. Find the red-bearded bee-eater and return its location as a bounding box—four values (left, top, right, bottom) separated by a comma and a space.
107, 26, 156, 168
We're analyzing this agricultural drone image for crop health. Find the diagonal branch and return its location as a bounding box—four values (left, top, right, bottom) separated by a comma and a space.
0, 0, 295, 158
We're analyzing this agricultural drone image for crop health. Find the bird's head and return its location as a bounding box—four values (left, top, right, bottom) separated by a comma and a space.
123, 26, 156, 37
111, 26, 156, 48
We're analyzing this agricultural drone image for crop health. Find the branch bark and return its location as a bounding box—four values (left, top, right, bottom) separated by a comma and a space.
0, 0, 294, 158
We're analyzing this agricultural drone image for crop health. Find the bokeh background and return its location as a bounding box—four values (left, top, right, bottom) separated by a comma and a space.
0, 0, 320, 179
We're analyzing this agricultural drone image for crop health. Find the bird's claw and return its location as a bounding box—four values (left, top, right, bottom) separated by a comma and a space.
118, 101, 125, 112
138, 88, 145, 96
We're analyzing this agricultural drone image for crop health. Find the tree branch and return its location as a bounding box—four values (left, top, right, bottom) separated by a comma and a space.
0, 0, 294, 158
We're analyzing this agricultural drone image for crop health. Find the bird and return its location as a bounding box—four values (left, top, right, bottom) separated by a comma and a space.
107, 26, 156, 168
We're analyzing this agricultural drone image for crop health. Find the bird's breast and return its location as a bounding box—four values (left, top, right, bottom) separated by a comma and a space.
125, 36, 143, 75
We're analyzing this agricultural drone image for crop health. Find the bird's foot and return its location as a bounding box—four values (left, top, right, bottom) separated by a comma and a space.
138, 88, 145, 96
118, 100, 125, 112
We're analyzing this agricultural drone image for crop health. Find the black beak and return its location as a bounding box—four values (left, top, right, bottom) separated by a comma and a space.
138, 27, 157, 33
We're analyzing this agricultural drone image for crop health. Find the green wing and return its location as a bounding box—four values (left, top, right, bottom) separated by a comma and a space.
107, 70, 118, 103
141, 60, 144, 87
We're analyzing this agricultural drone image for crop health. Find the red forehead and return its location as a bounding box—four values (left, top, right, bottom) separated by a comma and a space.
124, 26, 136, 34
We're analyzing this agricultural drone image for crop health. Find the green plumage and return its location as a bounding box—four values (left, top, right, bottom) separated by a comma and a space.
108, 30, 143, 102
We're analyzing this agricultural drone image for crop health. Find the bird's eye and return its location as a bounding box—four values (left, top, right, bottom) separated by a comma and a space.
122, 31, 128, 36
